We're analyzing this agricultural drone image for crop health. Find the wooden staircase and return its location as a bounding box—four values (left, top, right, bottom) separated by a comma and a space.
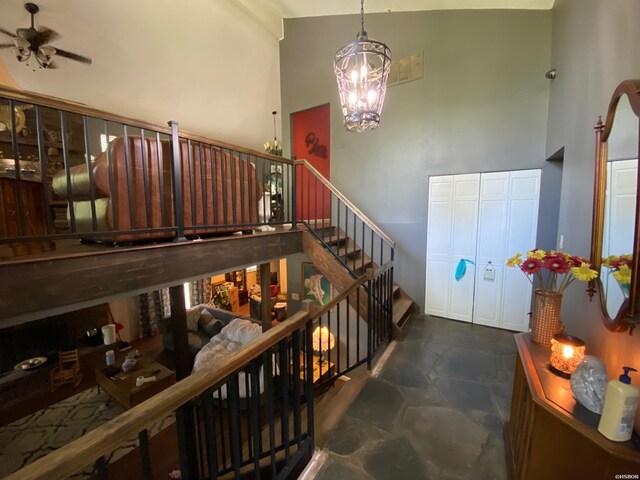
301, 225, 417, 340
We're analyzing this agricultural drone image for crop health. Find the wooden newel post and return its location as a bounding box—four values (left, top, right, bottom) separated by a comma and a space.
260, 262, 273, 332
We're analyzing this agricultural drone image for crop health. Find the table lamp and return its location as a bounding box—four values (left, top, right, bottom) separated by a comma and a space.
311, 325, 335, 367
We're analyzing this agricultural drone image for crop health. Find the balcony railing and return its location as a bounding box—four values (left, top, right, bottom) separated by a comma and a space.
5, 270, 393, 480
0, 87, 293, 250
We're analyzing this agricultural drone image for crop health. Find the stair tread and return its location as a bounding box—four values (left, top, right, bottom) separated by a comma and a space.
393, 294, 415, 326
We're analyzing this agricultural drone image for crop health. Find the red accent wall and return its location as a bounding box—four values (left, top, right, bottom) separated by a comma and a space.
292, 104, 331, 221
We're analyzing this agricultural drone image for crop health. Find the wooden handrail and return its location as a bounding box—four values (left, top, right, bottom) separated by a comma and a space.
0, 86, 294, 165
180, 131, 294, 165
294, 159, 396, 248
373, 261, 394, 276
6, 310, 311, 480
312, 270, 373, 320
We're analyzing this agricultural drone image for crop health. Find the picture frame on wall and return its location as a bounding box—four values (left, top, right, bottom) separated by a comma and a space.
301, 262, 331, 307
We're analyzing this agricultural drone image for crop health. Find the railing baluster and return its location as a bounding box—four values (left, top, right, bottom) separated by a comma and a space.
95, 456, 108, 480
367, 278, 373, 369
139, 128, 152, 229
238, 152, 242, 228
337, 294, 342, 373
203, 389, 218, 480
35, 105, 53, 234
292, 329, 302, 451
278, 339, 290, 464
122, 125, 137, 231
168, 120, 185, 240
244, 364, 252, 461
264, 349, 277, 479
217, 385, 227, 470
186, 139, 196, 230
228, 375, 242, 478
211, 146, 218, 226
305, 322, 315, 452
60, 110, 75, 233
249, 359, 261, 479
221, 149, 228, 226
8, 100, 25, 237
176, 404, 198, 479
356, 286, 361, 361
362, 219, 366, 272
138, 429, 152, 480
155, 131, 166, 227
292, 162, 297, 228
307, 165, 311, 226
231, 150, 237, 226
199, 143, 208, 227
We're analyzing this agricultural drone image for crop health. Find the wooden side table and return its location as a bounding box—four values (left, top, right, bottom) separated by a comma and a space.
506, 333, 640, 479
95, 355, 175, 409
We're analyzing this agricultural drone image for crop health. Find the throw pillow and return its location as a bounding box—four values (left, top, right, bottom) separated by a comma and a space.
186, 306, 201, 331
201, 316, 225, 338
198, 309, 215, 329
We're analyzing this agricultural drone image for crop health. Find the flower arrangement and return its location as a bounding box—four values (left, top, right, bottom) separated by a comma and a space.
506, 249, 598, 294
602, 254, 632, 296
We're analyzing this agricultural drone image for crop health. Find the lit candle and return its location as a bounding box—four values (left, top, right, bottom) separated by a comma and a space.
550, 333, 586, 376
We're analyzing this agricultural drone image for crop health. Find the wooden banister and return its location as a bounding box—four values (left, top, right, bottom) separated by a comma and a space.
6, 310, 311, 480
311, 270, 372, 320
294, 159, 395, 248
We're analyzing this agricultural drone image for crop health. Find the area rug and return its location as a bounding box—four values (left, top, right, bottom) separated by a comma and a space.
0, 386, 175, 478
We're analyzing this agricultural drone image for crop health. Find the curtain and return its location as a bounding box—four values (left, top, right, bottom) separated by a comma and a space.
189, 278, 210, 306
138, 288, 170, 338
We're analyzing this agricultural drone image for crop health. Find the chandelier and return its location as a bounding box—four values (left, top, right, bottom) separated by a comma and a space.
333, 0, 391, 132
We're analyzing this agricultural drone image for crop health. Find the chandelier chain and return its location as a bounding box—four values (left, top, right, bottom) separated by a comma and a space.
360, 0, 365, 34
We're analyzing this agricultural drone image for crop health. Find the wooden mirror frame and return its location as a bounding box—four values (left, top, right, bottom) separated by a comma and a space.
590, 79, 640, 333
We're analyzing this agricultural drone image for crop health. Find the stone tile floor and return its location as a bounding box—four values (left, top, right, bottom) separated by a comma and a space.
317, 314, 517, 480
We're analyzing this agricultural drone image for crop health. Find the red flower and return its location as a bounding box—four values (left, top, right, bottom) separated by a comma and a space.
545, 255, 570, 274
618, 256, 633, 267
521, 257, 543, 274
570, 255, 589, 267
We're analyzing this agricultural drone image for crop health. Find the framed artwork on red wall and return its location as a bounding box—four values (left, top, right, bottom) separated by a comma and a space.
291, 104, 331, 221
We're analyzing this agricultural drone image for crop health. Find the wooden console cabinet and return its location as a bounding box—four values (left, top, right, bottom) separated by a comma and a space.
0, 175, 54, 257
506, 334, 640, 479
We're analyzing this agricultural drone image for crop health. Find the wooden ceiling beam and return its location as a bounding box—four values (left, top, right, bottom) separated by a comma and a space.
0, 230, 302, 328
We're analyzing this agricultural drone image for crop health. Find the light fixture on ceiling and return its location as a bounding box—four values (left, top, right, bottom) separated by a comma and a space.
333, 0, 391, 132
12, 39, 56, 69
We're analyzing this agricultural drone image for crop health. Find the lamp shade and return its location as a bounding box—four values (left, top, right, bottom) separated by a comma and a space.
550, 333, 585, 376
311, 325, 335, 353
334, 34, 391, 132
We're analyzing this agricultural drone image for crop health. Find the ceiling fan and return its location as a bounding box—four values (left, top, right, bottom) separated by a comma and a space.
0, 2, 92, 69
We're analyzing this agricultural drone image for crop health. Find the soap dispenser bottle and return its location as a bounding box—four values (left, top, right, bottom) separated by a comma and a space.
598, 366, 639, 441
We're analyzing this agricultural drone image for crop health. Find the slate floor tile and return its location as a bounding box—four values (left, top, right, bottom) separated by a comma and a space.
347, 378, 404, 432
362, 436, 429, 480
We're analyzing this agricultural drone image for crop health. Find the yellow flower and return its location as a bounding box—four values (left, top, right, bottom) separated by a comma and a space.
571, 263, 598, 281
506, 253, 522, 267
527, 249, 546, 259
613, 264, 632, 285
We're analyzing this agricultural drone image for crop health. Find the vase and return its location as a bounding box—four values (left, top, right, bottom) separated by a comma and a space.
530, 290, 563, 346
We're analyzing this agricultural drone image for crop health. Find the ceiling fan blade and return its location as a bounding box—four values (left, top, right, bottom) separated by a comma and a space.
35, 27, 59, 45
54, 48, 92, 64
0, 27, 16, 38
0, 44, 14, 49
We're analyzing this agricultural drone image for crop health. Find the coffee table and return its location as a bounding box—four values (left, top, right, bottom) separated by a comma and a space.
94, 355, 175, 409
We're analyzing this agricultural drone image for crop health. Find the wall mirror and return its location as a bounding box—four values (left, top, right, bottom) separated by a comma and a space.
590, 79, 640, 332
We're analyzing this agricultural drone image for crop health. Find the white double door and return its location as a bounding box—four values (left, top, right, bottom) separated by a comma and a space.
425, 169, 541, 331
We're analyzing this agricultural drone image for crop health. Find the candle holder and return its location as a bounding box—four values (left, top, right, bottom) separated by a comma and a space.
549, 333, 586, 377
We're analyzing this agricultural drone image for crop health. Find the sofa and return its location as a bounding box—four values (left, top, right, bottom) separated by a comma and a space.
160, 305, 260, 358
52, 136, 262, 242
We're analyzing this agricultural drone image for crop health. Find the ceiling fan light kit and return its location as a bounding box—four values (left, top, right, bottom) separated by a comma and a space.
1, 2, 92, 70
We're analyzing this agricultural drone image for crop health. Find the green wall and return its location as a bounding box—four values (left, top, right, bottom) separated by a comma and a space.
546, 0, 640, 378
280, 10, 552, 309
